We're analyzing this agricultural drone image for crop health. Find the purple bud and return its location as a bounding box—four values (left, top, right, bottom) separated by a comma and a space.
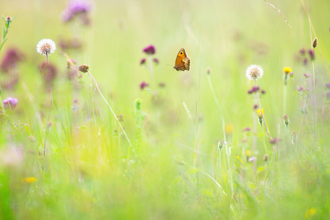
299, 48, 306, 55
140, 58, 146, 65
253, 104, 258, 110
309, 49, 315, 60
303, 73, 310, 78
140, 81, 149, 90
153, 58, 159, 64
143, 45, 156, 55
3, 97, 18, 109
261, 90, 265, 94
303, 58, 309, 66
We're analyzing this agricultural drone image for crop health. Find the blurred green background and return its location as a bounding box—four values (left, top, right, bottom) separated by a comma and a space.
0, 0, 330, 219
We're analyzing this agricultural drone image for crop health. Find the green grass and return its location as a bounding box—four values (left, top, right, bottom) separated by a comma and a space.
1, 0, 330, 219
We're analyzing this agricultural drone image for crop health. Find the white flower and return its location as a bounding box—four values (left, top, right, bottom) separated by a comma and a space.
37, 39, 56, 55
246, 65, 264, 80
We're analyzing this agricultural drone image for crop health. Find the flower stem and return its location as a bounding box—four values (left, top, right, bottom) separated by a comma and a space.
255, 80, 271, 142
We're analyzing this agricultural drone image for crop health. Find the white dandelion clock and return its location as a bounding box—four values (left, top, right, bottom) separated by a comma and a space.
37, 39, 56, 56
246, 65, 264, 81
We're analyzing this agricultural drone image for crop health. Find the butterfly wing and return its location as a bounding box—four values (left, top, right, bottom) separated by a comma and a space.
174, 48, 190, 71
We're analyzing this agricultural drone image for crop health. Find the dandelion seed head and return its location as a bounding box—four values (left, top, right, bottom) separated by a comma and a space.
37, 39, 56, 56
246, 64, 263, 80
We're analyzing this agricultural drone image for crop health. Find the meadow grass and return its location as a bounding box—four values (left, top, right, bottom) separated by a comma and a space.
1, 0, 330, 219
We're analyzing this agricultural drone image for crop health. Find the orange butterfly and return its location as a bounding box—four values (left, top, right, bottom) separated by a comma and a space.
174, 48, 190, 71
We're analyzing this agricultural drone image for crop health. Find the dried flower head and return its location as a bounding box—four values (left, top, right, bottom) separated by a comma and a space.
246, 64, 264, 80
206, 67, 211, 75
3, 97, 18, 109
6, 16, 11, 22
78, 64, 89, 73
312, 37, 318, 48
61, 0, 92, 25
263, 154, 269, 161
143, 45, 156, 55
37, 39, 56, 56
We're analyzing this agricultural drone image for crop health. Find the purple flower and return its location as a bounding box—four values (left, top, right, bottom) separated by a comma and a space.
73, 99, 78, 104
242, 127, 250, 132
140, 81, 149, 90
3, 97, 18, 109
297, 87, 304, 91
140, 58, 146, 65
325, 83, 330, 90
309, 49, 315, 60
299, 48, 306, 55
270, 137, 280, 144
303, 73, 310, 78
61, 0, 92, 24
261, 90, 265, 94
247, 86, 260, 94
1, 48, 24, 73
290, 72, 294, 77
153, 58, 159, 64
303, 58, 309, 66
253, 104, 258, 110
143, 45, 156, 55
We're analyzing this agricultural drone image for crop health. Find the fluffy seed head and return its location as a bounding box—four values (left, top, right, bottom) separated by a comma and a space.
78, 64, 89, 73
246, 65, 263, 80
37, 39, 56, 55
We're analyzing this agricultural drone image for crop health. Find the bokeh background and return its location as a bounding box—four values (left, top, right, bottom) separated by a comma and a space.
1, 0, 330, 219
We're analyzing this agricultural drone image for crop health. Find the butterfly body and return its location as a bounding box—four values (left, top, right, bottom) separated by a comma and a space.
174, 48, 190, 71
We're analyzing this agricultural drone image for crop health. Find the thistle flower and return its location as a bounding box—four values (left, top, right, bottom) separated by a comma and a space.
270, 137, 279, 144
143, 45, 156, 55
0, 48, 24, 72
246, 65, 263, 80
312, 37, 318, 48
309, 49, 315, 60
78, 64, 89, 73
37, 39, 56, 56
140, 58, 146, 65
140, 81, 149, 90
3, 97, 18, 109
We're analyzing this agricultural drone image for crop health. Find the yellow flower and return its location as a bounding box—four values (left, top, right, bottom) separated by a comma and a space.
305, 207, 316, 218
257, 109, 264, 118
283, 67, 292, 74
225, 124, 233, 134
24, 177, 37, 184
245, 150, 250, 157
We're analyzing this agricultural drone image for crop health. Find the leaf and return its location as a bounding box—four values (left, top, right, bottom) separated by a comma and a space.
0, 38, 8, 51
236, 155, 245, 165
2, 26, 5, 38
292, 91, 299, 96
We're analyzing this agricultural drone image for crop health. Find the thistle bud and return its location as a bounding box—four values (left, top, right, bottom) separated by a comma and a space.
78, 64, 89, 73
312, 37, 318, 48
283, 114, 290, 127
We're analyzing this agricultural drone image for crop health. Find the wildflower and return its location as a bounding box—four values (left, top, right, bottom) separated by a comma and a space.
303, 73, 310, 79
263, 154, 269, 161
261, 90, 265, 94
140, 81, 149, 90
61, 0, 92, 25
303, 58, 309, 66
283, 114, 289, 127
38, 62, 58, 86
78, 64, 89, 73
225, 124, 233, 134
253, 104, 258, 110
312, 37, 318, 48
140, 58, 146, 65
3, 97, 18, 109
117, 114, 124, 122
308, 49, 315, 60
245, 150, 250, 161
246, 64, 264, 80
283, 67, 292, 74
248, 86, 260, 94
143, 45, 156, 55
305, 208, 316, 218
325, 83, 330, 90
289, 72, 294, 77
206, 67, 211, 75
37, 39, 56, 56
0, 48, 24, 72
297, 87, 304, 91
257, 109, 264, 118
299, 48, 306, 55
24, 177, 37, 184
242, 127, 250, 132
270, 137, 279, 144
153, 58, 159, 64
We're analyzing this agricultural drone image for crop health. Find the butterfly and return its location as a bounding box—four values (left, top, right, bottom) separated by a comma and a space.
174, 48, 190, 71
